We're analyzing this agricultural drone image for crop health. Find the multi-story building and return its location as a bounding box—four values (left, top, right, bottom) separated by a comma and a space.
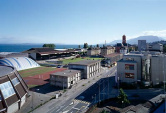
68, 60, 101, 79
100, 46, 115, 56
117, 53, 144, 83
148, 43, 163, 52
50, 70, 81, 88
117, 52, 166, 86
138, 40, 147, 51
87, 47, 101, 56
151, 54, 166, 85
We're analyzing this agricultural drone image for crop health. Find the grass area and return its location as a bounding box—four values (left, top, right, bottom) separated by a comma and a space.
19, 66, 56, 77
61, 57, 103, 64
28, 84, 38, 88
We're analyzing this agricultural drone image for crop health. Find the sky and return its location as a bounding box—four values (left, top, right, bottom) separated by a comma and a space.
0, 0, 166, 44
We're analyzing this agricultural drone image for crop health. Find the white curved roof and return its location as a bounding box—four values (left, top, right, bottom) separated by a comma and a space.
0, 57, 40, 71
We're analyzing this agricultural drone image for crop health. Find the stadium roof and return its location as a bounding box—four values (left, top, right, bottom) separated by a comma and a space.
0, 57, 40, 71
0, 66, 14, 77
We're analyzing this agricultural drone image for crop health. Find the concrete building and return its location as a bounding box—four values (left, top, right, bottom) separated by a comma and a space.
0, 66, 29, 113
117, 52, 165, 86
87, 47, 101, 56
120, 47, 128, 55
151, 54, 166, 85
117, 53, 143, 83
138, 40, 147, 51
50, 70, 81, 88
68, 60, 101, 79
148, 43, 163, 52
100, 46, 115, 56
117, 60, 137, 83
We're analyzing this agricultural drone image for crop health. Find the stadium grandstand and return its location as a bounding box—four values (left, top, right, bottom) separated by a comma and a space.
0, 57, 40, 71
0, 65, 29, 113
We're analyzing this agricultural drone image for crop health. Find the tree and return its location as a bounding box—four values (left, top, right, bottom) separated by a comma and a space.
83, 43, 89, 49
117, 88, 130, 107
43, 44, 55, 49
78, 45, 81, 48
163, 44, 166, 53
97, 44, 99, 48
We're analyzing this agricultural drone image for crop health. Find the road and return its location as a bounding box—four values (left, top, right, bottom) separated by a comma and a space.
33, 66, 117, 113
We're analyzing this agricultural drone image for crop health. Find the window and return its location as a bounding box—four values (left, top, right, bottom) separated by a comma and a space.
125, 73, 134, 79
16, 73, 22, 81
12, 78, 20, 86
125, 64, 134, 70
0, 81, 15, 99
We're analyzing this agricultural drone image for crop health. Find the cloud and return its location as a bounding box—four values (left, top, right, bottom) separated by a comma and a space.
142, 30, 166, 38
127, 30, 166, 40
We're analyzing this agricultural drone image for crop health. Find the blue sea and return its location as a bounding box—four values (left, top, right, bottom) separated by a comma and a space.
0, 44, 83, 52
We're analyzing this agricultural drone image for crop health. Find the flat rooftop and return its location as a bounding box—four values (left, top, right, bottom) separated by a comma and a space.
51, 69, 80, 77
103, 53, 121, 58
0, 66, 14, 77
118, 59, 137, 63
68, 60, 100, 66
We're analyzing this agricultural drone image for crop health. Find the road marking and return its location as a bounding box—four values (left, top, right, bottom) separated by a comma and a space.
73, 107, 80, 110
76, 106, 85, 113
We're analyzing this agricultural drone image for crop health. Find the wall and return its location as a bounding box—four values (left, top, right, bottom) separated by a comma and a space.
117, 61, 137, 83
123, 55, 142, 81
151, 55, 166, 85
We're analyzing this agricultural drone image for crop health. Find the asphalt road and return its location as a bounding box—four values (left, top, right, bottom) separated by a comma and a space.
33, 66, 117, 113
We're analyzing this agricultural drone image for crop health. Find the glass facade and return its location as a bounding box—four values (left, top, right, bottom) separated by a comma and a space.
125, 64, 134, 70
0, 81, 15, 99
12, 78, 20, 86
125, 73, 134, 79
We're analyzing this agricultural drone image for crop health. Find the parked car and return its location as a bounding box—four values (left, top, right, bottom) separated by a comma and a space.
57, 65, 63, 68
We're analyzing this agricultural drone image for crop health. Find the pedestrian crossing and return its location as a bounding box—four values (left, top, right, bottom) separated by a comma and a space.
73, 99, 90, 104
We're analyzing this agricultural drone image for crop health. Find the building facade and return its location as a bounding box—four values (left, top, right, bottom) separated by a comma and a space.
148, 43, 163, 52
87, 47, 101, 56
0, 66, 29, 113
100, 46, 115, 56
117, 52, 166, 86
138, 40, 147, 51
68, 60, 101, 79
151, 55, 166, 85
50, 70, 81, 88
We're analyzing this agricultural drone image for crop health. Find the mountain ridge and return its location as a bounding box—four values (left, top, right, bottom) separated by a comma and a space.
110, 35, 165, 45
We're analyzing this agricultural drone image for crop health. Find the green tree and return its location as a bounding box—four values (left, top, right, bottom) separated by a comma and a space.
97, 44, 99, 48
83, 43, 89, 49
163, 44, 166, 53
43, 44, 55, 49
78, 45, 81, 48
118, 88, 130, 107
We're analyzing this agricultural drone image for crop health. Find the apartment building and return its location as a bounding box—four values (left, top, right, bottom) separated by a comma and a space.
87, 47, 101, 56
50, 70, 81, 88
117, 52, 166, 86
100, 46, 115, 56
68, 60, 101, 79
